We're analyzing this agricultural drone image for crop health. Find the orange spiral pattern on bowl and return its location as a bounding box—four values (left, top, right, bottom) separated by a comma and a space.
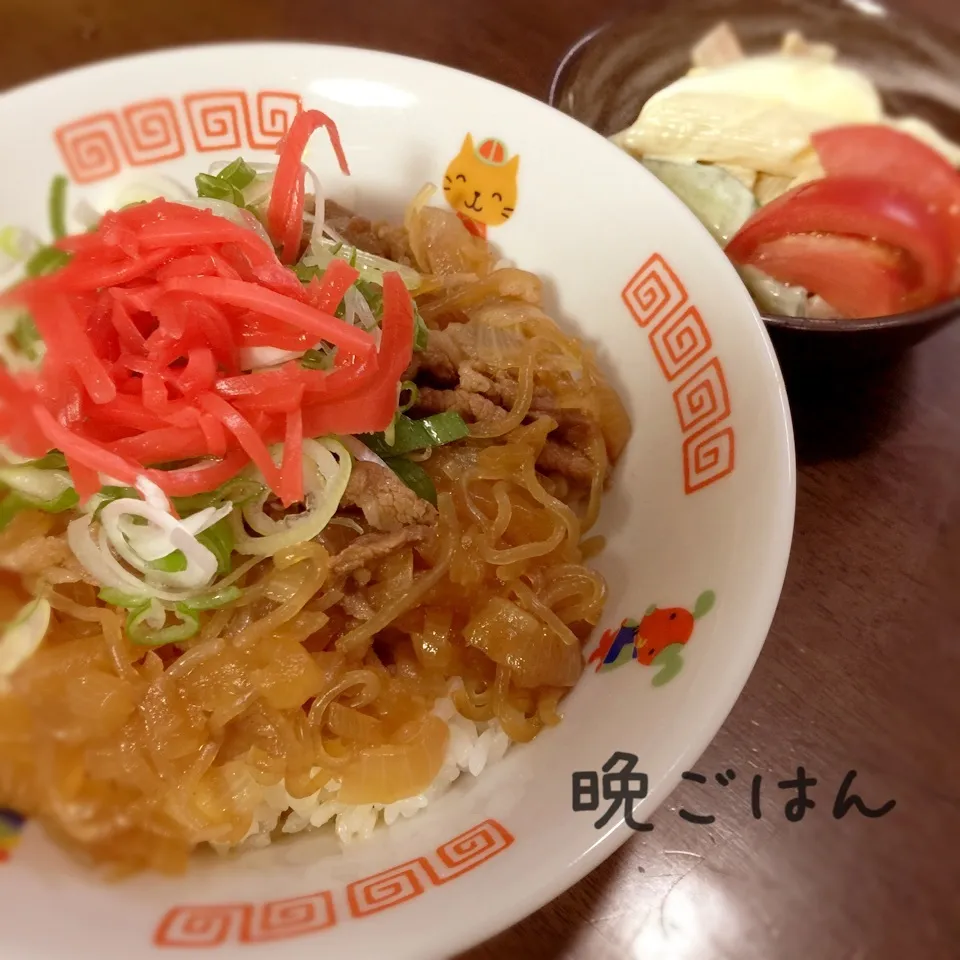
54, 90, 305, 185
120, 99, 185, 164
151, 819, 514, 947
432, 819, 515, 881
240, 891, 336, 942
621, 252, 688, 328
650, 305, 713, 381
54, 113, 126, 184
251, 91, 303, 149
621, 253, 736, 493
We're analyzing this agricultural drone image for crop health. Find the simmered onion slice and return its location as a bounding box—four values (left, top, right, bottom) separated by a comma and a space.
336, 713, 449, 805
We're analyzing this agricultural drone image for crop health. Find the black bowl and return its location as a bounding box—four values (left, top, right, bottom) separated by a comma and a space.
549, 0, 960, 360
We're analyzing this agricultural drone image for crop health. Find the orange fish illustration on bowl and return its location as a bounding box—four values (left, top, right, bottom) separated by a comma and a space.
442, 133, 519, 239
588, 590, 715, 686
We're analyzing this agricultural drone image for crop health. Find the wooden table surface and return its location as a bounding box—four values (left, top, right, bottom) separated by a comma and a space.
3, 2, 958, 958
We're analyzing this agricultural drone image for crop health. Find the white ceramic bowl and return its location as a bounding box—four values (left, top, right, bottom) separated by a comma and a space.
0, 42, 795, 960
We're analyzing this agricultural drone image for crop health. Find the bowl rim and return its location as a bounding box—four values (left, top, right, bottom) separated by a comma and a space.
546, 10, 960, 334
0, 39, 797, 960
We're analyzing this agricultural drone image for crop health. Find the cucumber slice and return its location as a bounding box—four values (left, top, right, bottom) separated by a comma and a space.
642, 158, 757, 245
737, 265, 809, 318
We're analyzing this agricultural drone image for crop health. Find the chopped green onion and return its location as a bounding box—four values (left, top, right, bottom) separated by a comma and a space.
217, 157, 257, 191
382, 416, 397, 448
91, 485, 139, 519
179, 584, 242, 612
172, 478, 263, 515
0, 487, 78, 526
24, 451, 67, 470
0, 462, 75, 509
49, 175, 68, 240
39, 489, 77, 513
292, 263, 321, 283
0, 463, 70, 499
12, 314, 42, 361
25, 246, 71, 278
300, 344, 337, 370
384, 457, 437, 506
398, 381, 419, 414
361, 412, 469, 459
99, 485, 138, 499
196, 173, 245, 206
413, 305, 429, 352
126, 603, 199, 647
98, 587, 149, 608
0, 226, 25, 260
147, 550, 188, 573
31, 488, 79, 513
356, 279, 383, 317
196, 516, 234, 575
196, 158, 258, 208
0, 491, 27, 531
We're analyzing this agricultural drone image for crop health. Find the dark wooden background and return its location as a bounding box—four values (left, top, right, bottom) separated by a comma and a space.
1, 1, 957, 957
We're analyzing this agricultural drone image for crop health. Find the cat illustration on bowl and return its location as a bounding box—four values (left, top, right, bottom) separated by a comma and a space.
442, 133, 519, 238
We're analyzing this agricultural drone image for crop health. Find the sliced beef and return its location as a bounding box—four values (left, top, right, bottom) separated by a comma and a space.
330, 525, 432, 578
414, 386, 506, 423
536, 442, 597, 484
409, 342, 593, 431
403, 328, 462, 383
324, 199, 416, 266
342, 462, 438, 531
456, 363, 495, 395
457, 364, 594, 432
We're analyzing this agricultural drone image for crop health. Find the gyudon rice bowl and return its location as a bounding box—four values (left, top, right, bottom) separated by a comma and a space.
0, 109, 630, 874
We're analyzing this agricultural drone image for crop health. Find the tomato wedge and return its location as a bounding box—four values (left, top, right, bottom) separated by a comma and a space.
812, 124, 960, 290
727, 176, 953, 311
813, 125, 960, 219
746, 234, 913, 319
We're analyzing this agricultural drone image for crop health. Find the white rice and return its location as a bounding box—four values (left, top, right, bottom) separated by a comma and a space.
210, 693, 510, 854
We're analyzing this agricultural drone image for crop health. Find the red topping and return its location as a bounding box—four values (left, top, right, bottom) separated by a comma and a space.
0, 204, 413, 504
